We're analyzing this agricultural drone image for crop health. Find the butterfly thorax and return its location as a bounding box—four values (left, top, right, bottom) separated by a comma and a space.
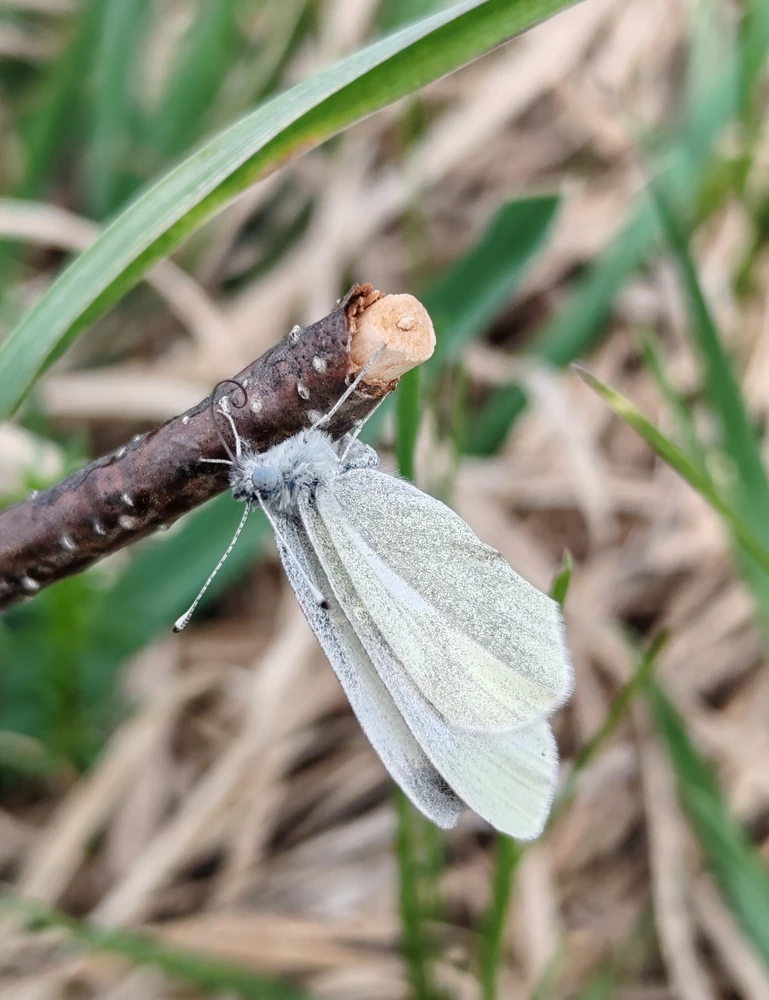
230, 428, 339, 512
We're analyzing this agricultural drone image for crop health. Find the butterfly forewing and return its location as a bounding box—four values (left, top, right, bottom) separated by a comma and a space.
300, 500, 559, 839
315, 471, 572, 732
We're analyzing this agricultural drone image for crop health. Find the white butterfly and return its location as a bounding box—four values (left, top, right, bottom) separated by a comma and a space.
175, 359, 573, 839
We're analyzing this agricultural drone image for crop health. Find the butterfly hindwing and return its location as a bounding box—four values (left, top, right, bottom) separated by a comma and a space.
273, 510, 463, 830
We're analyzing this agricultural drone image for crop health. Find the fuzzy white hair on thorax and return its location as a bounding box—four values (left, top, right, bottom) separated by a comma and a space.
230, 427, 340, 512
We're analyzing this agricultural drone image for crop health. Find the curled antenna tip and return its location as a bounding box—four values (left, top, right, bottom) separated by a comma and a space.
209, 378, 248, 464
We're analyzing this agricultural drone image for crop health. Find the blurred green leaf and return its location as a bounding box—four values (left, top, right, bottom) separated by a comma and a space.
638, 332, 707, 469
0, 0, 580, 418
554, 631, 666, 822
739, 0, 769, 119
465, 9, 769, 455
549, 549, 573, 609
378, 0, 449, 32
364, 194, 560, 445
145, 0, 247, 163
478, 551, 574, 1000
649, 684, 769, 966
84, 0, 150, 218
396, 367, 422, 482
644, 177, 769, 640
650, 177, 769, 529
424, 195, 560, 370
15, 0, 102, 201
1, 496, 268, 766
573, 364, 769, 581
0, 895, 314, 1000
395, 789, 443, 1000
90, 495, 269, 660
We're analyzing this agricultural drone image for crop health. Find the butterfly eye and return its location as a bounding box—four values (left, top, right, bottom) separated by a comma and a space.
252, 467, 280, 493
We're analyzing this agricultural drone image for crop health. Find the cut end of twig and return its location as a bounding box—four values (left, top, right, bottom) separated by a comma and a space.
349, 292, 436, 385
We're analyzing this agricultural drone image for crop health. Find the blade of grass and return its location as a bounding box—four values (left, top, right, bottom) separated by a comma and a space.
464, 3, 769, 456
648, 176, 769, 531
83, 0, 150, 218
0, 0, 581, 418
89, 496, 269, 661
144, 0, 246, 163
479, 552, 573, 1000
423, 195, 560, 370
480, 623, 666, 1000
0, 894, 314, 1000
552, 630, 667, 824
396, 367, 422, 482
638, 331, 708, 470
363, 194, 560, 445
573, 365, 769, 581
644, 173, 769, 643
549, 548, 573, 608
648, 683, 769, 966
395, 788, 438, 1000
393, 364, 443, 1000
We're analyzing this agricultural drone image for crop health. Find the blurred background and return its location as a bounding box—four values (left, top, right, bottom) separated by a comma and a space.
2, 0, 769, 998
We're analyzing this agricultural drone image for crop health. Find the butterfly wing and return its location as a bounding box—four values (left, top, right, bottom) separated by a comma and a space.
314, 470, 572, 732
301, 504, 558, 838
272, 511, 463, 830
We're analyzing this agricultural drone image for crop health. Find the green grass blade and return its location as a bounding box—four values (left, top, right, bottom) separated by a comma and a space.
549, 549, 573, 608
396, 367, 422, 482
479, 833, 523, 1000
638, 332, 708, 469
0, 895, 314, 1000
552, 632, 666, 823
0, 0, 580, 419
648, 176, 769, 536
89, 496, 268, 660
363, 194, 560, 446
394, 789, 439, 1000
463, 7, 769, 457
649, 684, 769, 966
423, 195, 560, 370
466, 206, 656, 454
478, 554, 573, 1000
573, 365, 769, 580
83, 0, 150, 218
145, 0, 245, 162
15, 1, 102, 202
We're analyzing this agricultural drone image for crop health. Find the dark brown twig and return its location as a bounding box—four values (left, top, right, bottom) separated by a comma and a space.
0, 284, 436, 611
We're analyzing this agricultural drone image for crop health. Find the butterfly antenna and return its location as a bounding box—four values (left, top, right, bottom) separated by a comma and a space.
312, 345, 386, 431
173, 503, 251, 632
209, 379, 248, 463
256, 495, 329, 608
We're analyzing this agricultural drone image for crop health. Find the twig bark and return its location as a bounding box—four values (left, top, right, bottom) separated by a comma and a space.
0, 284, 435, 611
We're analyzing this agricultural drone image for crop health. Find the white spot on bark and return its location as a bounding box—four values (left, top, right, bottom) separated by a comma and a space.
250, 396, 263, 414
60, 534, 76, 552
121, 493, 134, 507
312, 356, 327, 373
182, 415, 190, 425
297, 383, 310, 400
119, 516, 137, 530
93, 520, 106, 536
22, 577, 39, 593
